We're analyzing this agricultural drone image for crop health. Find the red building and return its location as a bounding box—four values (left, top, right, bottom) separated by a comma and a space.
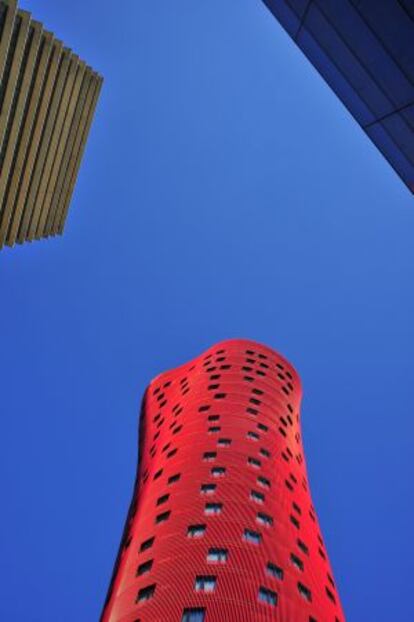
101, 339, 344, 622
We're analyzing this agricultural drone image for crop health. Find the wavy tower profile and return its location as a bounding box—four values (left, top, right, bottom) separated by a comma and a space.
102, 339, 344, 622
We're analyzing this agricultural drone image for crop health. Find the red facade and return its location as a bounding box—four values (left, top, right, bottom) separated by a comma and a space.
101, 339, 344, 622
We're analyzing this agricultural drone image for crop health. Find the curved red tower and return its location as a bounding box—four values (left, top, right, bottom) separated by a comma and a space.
102, 339, 345, 622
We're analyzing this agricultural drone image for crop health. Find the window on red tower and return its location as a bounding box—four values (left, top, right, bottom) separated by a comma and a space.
194, 575, 216, 592
207, 548, 228, 563
182, 608, 205, 622
136, 584, 155, 603
258, 586, 278, 606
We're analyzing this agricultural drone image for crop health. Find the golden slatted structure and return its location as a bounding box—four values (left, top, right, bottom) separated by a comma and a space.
0, 0, 102, 249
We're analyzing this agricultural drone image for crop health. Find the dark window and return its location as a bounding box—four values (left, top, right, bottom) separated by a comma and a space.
267, 562, 283, 580
290, 553, 304, 571
201, 483, 216, 495
260, 448, 270, 458
137, 559, 153, 576
156, 494, 169, 506
153, 470, 163, 481
250, 490, 265, 504
168, 473, 180, 484
187, 524, 206, 538
208, 414, 220, 422
247, 431, 259, 440
292, 502, 302, 515
214, 393, 226, 400
258, 586, 277, 606
243, 528, 261, 544
247, 407, 258, 415
155, 510, 170, 524
211, 466, 226, 477
167, 448, 177, 459
248, 456, 261, 468
207, 548, 228, 563
258, 476, 270, 489
136, 584, 155, 603
217, 438, 231, 447
290, 515, 300, 529
194, 575, 216, 592
205, 502, 222, 515
257, 512, 273, 526
298, 582, 312, 602
198, 405, 210, 412
182, 608, 205, 622
297, 539, 309, 555
252, 388, 263, 396
140, 537, 154, 552
326, 586, 336, 604
203, 451, 216, 461
257, 423, 268, 432
208, 426, 221, 433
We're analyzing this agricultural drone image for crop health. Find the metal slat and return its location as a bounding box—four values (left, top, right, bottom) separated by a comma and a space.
5, 29, 53, 246
57, 75, 102, 234
0, 19, 43, 247
0, 10, 29, 161
41, 59, 86, 236
0, 0, 17, 81
20, 46, 70, 241
30, 51, 79, 239
15, 38, 63, 243
47, 69, 93, 236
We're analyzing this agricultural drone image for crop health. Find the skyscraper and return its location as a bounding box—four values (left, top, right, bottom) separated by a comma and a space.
101, 339, 344, 622
0, 0, 102, 249
262, 0, 414, 194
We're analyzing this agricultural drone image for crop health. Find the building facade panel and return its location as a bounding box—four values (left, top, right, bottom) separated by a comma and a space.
101, 339, 344, 622
262, 0, 414, 194
0, 0, 102, 249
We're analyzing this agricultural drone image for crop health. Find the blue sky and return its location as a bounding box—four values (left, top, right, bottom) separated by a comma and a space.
1, 1, 413, 620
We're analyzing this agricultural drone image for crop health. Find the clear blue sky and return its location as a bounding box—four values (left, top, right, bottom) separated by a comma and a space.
1, 1, 413, 620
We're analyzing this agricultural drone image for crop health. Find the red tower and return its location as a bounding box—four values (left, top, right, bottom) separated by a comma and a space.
101, 339, 345, 622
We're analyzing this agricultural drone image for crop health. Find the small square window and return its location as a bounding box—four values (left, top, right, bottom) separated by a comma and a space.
260, 448, 270, 458
248, 456, 261, 468
257, 476, 270, 489
205, 502, 222, 515
194, 575, 216, 592
137, 559, 153, 576
207, 548, 228, 563
250, 490, 265, 504
140, 537, 154, 552
168, 473, 180, 485
290, 553, 304, 571
247, 431, 259, 441
257, 512, 273, 526
156, 494, 169, 506
258, 586, 277, 606
155, 510, 171, 524
243, 528, 261, 544
211, 467, 226, 477
201, 483, 216, 495
297, 539, 309, 555
217, 438, 231, 447
203, 451, 217, 462
182, 608, 205, 622
298, 582, 312, 602
266, 562, 283, 580
187, 524, 206, 538
136, 584, 155, 603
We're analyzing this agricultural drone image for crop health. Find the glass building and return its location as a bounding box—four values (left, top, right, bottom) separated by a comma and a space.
262, 0, 414, 194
